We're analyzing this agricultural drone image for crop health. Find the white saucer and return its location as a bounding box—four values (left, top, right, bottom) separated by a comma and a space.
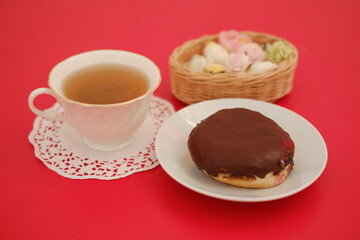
29, 96, 175, 180
155, 98, 328, 202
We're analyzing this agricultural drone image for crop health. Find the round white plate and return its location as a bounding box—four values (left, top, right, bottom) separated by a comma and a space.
155, 98, 328, 202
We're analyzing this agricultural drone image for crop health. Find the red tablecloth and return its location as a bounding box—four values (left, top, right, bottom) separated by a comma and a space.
1, 0, 359, 239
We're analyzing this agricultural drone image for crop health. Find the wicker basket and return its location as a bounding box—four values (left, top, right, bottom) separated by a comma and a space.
169, 31, 298, 104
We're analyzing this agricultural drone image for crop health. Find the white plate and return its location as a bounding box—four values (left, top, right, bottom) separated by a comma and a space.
155, 98, 328, 202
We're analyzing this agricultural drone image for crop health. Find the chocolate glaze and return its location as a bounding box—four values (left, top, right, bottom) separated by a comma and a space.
188, 108, 294, 178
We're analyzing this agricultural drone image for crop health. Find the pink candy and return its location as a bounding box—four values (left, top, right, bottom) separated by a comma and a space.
226, 53, 251, 72
218, 30, 252, 53
238, 43, 266, 63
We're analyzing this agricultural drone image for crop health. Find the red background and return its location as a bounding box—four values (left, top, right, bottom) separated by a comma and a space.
1, 0, 359, 239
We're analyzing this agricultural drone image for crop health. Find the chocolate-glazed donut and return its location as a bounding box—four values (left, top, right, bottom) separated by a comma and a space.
187, 108, 294, 188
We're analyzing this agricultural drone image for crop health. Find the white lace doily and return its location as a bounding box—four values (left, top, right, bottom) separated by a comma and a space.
28, 96, 175, 180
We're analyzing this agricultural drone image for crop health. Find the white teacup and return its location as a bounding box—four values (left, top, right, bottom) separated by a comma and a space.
28, 50, 161, 151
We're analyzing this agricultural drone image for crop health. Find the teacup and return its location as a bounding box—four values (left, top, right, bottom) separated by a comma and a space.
28, 50, 161, 151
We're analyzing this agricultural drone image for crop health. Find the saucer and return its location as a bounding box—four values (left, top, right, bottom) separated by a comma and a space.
29, 96, 175, 180
155, 98, 328, 202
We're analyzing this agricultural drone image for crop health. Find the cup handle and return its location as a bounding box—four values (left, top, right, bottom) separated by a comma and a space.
28, 88, 68, 122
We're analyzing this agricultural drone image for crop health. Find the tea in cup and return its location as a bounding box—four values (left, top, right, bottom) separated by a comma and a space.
28, 50, 161, 151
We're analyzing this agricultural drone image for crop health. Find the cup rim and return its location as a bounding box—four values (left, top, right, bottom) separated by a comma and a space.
48, 49, 162, 107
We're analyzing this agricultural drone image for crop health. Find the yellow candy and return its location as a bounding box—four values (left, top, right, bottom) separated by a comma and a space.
204, 63, 227, 74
